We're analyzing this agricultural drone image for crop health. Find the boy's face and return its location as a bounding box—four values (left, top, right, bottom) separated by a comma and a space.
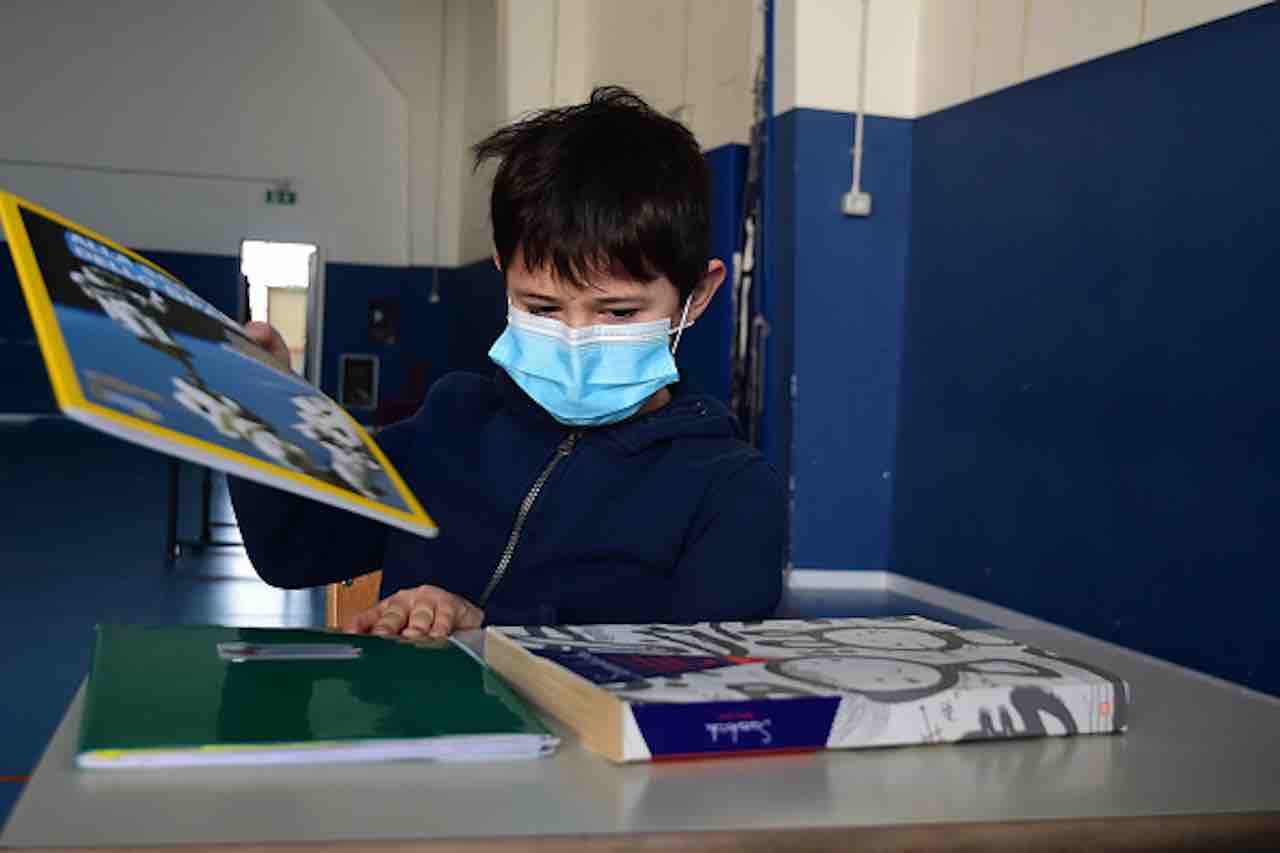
498, 248, 723, 331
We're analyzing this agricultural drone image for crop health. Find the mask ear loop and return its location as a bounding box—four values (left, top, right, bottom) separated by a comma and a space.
670, 295, 694, 354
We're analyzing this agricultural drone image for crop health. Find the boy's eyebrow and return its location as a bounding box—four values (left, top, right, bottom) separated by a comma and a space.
593, 296, 647, 306
513, 289, 560, 302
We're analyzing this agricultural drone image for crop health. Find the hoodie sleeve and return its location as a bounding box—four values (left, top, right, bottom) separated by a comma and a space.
227, 416, 418, 589
667, 456, 786, 621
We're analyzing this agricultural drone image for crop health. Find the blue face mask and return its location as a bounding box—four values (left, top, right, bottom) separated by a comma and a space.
488, 300, 692, 426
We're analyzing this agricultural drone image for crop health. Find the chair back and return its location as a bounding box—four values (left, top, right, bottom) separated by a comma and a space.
325, 570, 383, 630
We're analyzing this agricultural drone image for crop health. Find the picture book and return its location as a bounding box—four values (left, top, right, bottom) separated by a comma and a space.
78, 625, 558, 768
486, 616, 1129, 762
0, 189, 436, 538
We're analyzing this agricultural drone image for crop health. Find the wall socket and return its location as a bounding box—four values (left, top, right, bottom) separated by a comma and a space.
841, 190, 872, 217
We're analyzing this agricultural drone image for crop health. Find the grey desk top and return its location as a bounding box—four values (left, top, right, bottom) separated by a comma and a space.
5, 590, 1280, 851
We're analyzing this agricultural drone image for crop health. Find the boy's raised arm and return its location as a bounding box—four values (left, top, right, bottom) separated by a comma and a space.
227, 320, 409, 589
227, 473, 390, 589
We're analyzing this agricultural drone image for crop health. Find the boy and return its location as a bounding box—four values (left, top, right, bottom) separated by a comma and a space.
232, 87, 785, 638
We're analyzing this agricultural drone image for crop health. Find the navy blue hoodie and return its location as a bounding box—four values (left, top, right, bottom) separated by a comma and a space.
228, 370, 785, 625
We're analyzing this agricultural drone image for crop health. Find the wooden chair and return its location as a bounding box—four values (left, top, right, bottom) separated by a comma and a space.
325, 570, 383, 630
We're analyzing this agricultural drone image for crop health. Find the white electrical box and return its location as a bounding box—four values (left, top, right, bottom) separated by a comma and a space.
842, 191, 872, 217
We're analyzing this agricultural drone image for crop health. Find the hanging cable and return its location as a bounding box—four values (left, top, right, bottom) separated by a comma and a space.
730, 51, 766, 440
731, 0, 772, 444
841, 0, 872, 217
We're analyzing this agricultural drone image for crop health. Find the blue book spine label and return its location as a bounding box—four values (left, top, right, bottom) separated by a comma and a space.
630, 697, 840, 757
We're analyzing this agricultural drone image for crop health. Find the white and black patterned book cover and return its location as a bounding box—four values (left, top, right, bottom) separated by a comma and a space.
488, 617, 1128, 762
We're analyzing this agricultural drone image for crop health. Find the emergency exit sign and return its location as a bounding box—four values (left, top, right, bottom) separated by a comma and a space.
266, 188, 296, 205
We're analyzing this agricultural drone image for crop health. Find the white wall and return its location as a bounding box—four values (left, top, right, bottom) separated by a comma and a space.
324, 0, 498, 267
916, 0, 1274, 116
324, 0, 444, 267
685, 0, 758, 149
499, 0, 557, 120
0, 1, 408, 265
769, 0, 1272, 120
445, 0, 501, 266
774, 0, 923, 119
498, 0, 757, 151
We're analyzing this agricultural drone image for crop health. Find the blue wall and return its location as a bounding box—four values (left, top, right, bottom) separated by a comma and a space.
676, 143, 746, 403
319, 260, 504, 413
0, 246, 56, 415
773, 110, 913, 570
891, 5, 1280, 695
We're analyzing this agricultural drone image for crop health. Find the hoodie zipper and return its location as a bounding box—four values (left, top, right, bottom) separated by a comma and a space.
477, 430, 580, 607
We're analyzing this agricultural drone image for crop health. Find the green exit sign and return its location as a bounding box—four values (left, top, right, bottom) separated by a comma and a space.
266, 189, 297, 205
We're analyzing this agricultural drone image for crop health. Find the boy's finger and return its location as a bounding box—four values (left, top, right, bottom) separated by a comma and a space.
459, 604, 485, 630
372, 606, 408, 635
429, 605, 456, 638
404, 605, 435, 638
243, 321, 273, 345
242, 322, 291, 369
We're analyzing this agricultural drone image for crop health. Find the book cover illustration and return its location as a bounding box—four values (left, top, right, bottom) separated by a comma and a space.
489, 617, 1129, 762
0, 190, 435, 537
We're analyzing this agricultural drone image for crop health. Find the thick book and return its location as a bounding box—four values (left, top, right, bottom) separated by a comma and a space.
485, 617, 1129, 762
78, 625, 558, 768
0, 189, 436, 538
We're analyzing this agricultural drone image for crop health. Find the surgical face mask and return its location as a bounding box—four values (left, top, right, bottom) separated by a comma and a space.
488, 298, 693, 426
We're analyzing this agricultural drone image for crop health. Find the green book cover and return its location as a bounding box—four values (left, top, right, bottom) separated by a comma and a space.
77, 624, 557, 768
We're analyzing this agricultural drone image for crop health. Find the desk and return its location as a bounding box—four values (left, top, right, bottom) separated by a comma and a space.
4, 574, 1280, 851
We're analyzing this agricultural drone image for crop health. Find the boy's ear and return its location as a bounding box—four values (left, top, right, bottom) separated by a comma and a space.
685, 260, 726, 325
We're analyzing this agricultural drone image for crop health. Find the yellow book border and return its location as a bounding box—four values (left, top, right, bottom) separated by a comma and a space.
0, 190, 436, 536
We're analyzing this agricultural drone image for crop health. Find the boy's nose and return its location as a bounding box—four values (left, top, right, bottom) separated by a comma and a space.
559, 307, 595, 328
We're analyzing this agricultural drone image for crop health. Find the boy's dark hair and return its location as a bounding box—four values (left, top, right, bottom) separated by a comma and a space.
473, 86, 710, 300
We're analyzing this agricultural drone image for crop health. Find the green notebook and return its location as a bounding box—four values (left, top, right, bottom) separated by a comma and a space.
77, 625, 558, 768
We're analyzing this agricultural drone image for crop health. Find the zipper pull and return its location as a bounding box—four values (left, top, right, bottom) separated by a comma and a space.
557, 431, 580, 456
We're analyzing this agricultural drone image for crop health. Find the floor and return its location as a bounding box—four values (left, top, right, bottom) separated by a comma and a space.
0, 417, 981, 827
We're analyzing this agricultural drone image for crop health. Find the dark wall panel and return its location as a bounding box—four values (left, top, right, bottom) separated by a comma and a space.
679, 143, 747, 403
893, 5, 1280, 695
776, 110, 914, 571
321, 259, 506, 419
0, 245, 56, 414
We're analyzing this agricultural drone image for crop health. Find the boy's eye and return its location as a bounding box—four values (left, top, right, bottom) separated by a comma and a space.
527, 304, 558, 315
607, 309, 639, 320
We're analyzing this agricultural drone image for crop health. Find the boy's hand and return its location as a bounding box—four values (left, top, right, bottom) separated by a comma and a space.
243, 321, 292, 371
345, 585, 485, 639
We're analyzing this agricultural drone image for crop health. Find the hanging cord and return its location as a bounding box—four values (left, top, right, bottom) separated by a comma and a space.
730, 49, 768, 440
851, 0, 870, 197
841, 0, 873, 217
